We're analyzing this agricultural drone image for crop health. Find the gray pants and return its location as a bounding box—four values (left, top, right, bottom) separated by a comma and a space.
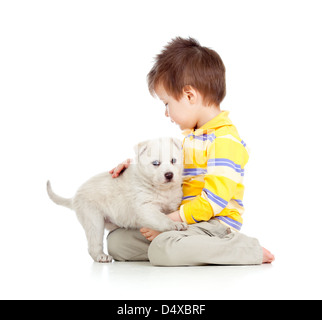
107, 220, 263, 266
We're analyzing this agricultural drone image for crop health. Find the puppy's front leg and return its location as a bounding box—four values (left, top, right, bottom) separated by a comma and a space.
137, 206, 187, 232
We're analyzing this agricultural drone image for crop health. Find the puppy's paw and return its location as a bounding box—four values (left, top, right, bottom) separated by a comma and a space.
174, 222, 188, 231
96, 253, 113, 263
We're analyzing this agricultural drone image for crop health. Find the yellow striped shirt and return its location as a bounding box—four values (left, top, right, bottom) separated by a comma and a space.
179, 111, 249, 231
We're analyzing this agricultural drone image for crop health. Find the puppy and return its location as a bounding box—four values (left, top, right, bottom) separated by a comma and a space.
47, 137, 186, 263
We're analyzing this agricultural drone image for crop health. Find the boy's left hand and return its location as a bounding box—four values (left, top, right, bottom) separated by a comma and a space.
140, 228, 161, 241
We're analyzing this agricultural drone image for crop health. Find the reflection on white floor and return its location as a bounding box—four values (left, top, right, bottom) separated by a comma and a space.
2, 251, 321, 300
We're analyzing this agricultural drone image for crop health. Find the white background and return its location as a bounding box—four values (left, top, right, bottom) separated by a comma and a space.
1, 0, 322, 300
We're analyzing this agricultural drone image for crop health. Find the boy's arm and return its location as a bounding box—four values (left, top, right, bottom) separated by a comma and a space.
179, 176, 237, 224
180, 137, 248, 224
167, 210, 183, 222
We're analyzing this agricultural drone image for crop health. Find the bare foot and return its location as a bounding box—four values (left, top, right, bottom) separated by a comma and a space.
140, 228, 161, 241
262, 247, 275, 264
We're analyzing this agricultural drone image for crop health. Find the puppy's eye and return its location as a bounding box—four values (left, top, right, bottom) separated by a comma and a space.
152, 160, 161, 166
171, 158, 177, 164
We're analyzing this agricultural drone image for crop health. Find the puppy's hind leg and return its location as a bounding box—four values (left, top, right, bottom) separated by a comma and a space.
76, 209, 112, 263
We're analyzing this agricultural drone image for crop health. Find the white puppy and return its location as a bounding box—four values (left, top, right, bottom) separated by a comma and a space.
47, 137, 186, 263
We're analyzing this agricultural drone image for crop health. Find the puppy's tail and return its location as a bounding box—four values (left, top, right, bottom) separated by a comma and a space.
46, 181, 73, 210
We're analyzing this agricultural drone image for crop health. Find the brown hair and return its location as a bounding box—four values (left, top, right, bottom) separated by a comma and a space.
147, 37, 226, 106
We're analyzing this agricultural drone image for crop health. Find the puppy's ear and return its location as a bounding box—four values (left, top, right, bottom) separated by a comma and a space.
171, 137, 182, 151
134, 140, 149, 157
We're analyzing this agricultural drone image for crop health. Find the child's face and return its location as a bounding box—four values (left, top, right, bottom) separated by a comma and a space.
155, 85, 199, 131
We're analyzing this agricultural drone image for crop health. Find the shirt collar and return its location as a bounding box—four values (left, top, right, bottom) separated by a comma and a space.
182, 111, 232, 137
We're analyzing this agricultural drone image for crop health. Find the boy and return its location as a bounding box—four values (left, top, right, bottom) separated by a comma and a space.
108, 37, 274, 265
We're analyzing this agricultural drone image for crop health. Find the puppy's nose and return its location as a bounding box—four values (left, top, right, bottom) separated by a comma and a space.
164, 172, 174, 181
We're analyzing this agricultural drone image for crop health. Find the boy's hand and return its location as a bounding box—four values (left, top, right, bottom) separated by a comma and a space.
109, 158, 131, 178
140, 228, 161, 241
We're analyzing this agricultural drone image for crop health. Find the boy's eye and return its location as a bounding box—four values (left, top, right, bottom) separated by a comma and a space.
152, 160, 161, 166
171, 158, 177, 164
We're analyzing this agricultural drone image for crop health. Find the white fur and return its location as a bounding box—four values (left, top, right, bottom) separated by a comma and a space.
47, 137, 186, 263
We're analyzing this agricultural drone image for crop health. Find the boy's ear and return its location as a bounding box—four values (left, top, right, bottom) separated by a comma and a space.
182, 85, 197, 103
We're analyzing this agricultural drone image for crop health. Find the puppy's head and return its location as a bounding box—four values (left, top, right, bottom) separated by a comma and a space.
134, 137, 183, 187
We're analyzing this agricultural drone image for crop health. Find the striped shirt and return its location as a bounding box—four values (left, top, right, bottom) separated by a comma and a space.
179, 111, 249, 231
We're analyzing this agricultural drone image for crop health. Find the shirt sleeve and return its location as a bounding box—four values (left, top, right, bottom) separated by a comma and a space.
180, 136, 248, 224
